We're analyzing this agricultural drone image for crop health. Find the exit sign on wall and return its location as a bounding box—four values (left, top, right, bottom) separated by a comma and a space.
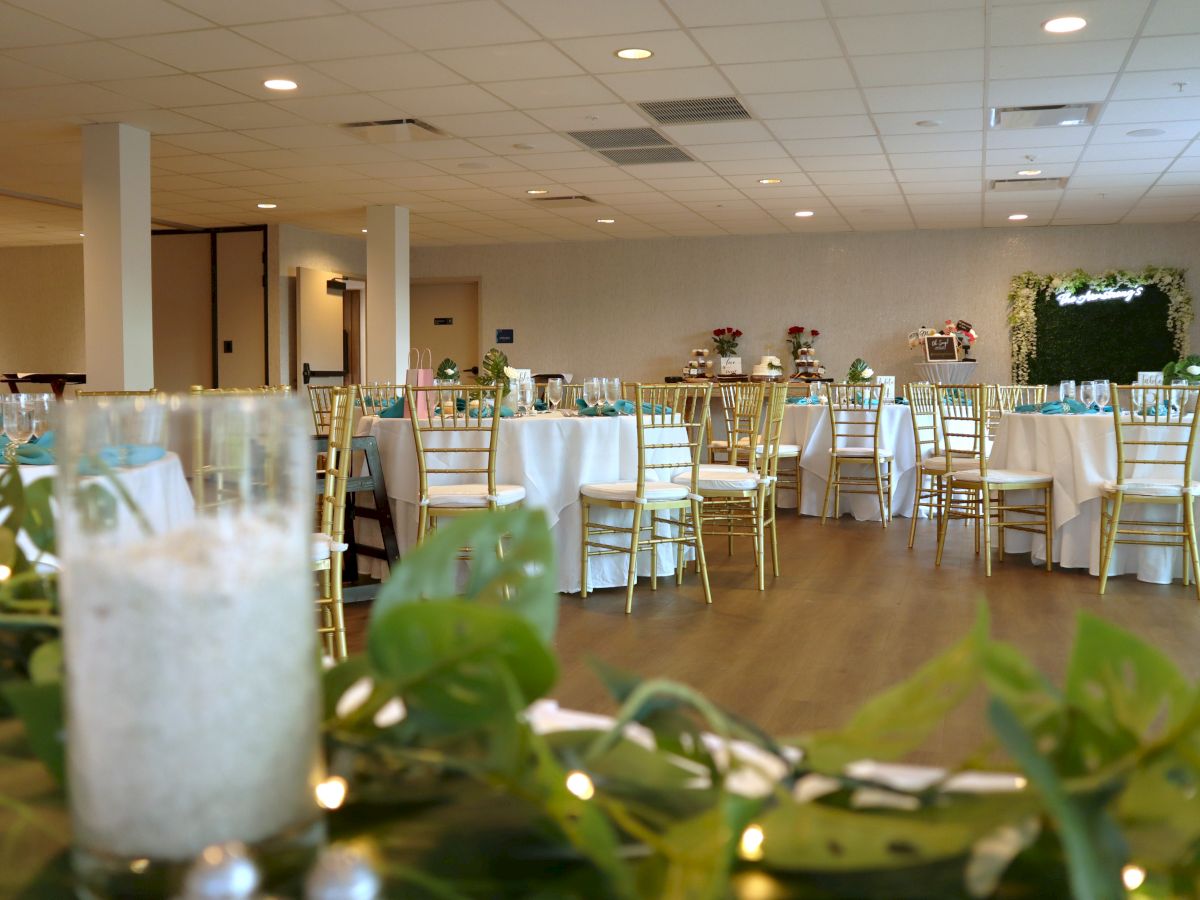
496, 328, 513, 344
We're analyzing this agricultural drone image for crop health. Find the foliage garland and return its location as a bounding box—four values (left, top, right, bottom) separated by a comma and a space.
1007, 266, 1192, 383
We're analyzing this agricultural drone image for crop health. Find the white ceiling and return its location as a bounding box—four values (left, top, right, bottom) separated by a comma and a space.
0, 0, 1198, 246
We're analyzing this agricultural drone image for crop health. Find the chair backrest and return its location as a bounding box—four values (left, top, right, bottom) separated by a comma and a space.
560, 383, 584, 408
319, 385, 356, 546
406, 384, 503, 502
720, 381, 767, 473
827, 383, 885, 455
307, 385, 334, 433
905, 382, 941, 460
358, 382, 405, 415
75, 389, 158, 398
987, 384, 1046, 439
1110, 384, 1200, 487
935, 384, 987, 475
632, 383, 712, 499
758, 384, 788, 479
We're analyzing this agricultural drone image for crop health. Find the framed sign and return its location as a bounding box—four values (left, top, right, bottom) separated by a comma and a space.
874, 375, 896, 402
924, 334, 959, 361
495, 328, 513, 344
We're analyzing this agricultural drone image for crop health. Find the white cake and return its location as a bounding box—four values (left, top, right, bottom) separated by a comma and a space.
752, 355, 782, 379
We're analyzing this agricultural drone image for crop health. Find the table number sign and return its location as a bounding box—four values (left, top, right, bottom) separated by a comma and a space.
875, 375, 896, 402
924, 334, 960, 362
1137, 371, 1165, 385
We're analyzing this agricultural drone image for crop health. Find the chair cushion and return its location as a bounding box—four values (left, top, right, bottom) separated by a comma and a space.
1101, 477, 1200, 497
951, 468, 1052, 486
834, 447, 894, 459
673, 470, 761, 491
919, 456, 979, 474
426, 483, 526, 507
581, 481, 689, 503
775, 443, 801, 458
312, 533, 348, 562
708, 439, 729, 449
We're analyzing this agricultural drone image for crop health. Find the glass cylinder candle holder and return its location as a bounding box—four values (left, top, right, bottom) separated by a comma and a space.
56, 393, 324, 898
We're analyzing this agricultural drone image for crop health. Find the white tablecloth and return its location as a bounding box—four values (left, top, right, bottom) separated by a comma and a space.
357, 413, 691, 594
914, 361, 978, 384
776, 404, 920, 521
989, 413, 1192, 583
17, 453, 195, 565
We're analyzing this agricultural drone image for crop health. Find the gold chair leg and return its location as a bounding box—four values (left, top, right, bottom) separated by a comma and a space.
795, 456, 803, 517
1099, 493, 1123, 594
625, 505, 643, 615
692, 499, 712, 604
1044, 486, 1053, 573
997, 490, 1006, 563
873, 458, 887, 527
675, 509, 686, 586
756, 493, 766, 591
982, 488, 993, 576
908, 472, 923, 548
580, 500, 591, 599
650, 512, 659, 592
1186, 499, 1200, 602
935, 477, 953, 567
770, 504, 780, 578
820, 456, 836, 524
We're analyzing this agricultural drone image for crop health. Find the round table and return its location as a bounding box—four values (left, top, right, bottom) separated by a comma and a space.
777, 403, 920, 521
357, 412, 691, 594
914, 361, 978, 384
990, 412, 1192, 583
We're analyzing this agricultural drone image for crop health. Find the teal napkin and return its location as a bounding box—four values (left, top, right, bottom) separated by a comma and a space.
895, 397, 909, 405
1040, 398, 1090, 415
641, 402, 673, 414
534, 399, 548, 412
78, 444, 166, 474
468, 405, 513, 418
0, 432, 55, 466
1140, 403, 1170, 416
1015, 403, 1040, 413
577, 398, 623, 416
379, 398, 405, 418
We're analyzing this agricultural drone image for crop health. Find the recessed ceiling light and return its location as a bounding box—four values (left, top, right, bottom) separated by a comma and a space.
263, 78, 298, 91
1043, 16, 1087, 34
1017, 169, 1042, 176
758, 178, 782, 185
915, 119, 941, 127
614, 48, 653, 60
526, 188, 549, 195
1127, 128, 1166, 137
596, 218, 615, 224
1058, 118, 1084, 126
794, 210, 815, 217
1008, 213, 1029, 221
257, 202, 277, 209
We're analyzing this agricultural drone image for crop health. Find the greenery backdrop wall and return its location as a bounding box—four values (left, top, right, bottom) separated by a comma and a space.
1007, 267, 1192, 384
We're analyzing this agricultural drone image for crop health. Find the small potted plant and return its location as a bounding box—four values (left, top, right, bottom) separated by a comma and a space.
711, 327, 743, 375
846, 358, 874, 384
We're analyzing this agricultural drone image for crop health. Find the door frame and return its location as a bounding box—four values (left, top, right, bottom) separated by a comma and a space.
410, 276, 482, 378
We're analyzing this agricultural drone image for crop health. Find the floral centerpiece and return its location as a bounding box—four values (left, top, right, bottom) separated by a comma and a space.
1163, 355, 1200, 384
786, 325, 820, 356
711, 327, 742, 357
846, 357, 873, 384
477, 347, 510, 399
435, 357, 459, 382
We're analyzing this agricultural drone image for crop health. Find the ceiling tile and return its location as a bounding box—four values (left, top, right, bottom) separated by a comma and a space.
689, 141, 787, 161
705, 158, 804, 175
743, 89, 865, 118
491, 150, 597, 169
983, 146, 1080, 165
115, 29, 290, 71
852, 49, 983, 87
664, 0, 825, 27
424, 110, 546, 136
177, 101, 309, 130
896, 166, 980, 182
0, 5, 90, 49
986, 126, 1093, 148
1111, 69, 1200, 101
160, 131, 278, 153
722, 59, 856, 93
0, 56, 73, 88
503, 0, 676, 39
599, 66, 733, 102
990, 74, 1117, 110
1126, 35, 1200, 71
661, 121, 774, 144
431, 42, 582, 81
471, 132, 579, 153
373, 84, 510, 115
8, 0, 210, 38
0, 83, 150, 119
810, 170, 897, 184
1091, 121, 1199, 142
235, 15, 410, 60
1073, 158, 1172, 175
872, 109, 982, 134
485, 75, 617, 109
1100, 96, 1200, 124
366, 1, 537, 49
6, 41, 177, 81
1144, 0, 1200, 36
782, 135, 882, 155
990, 41, 1130, 80
862, 81, 981, 113
989, 0, 1149, 45
837, 9, 982, 55
527, 103, 648, 131
691, 21, 839, 64
82, 108, 215, 133
1082, 140, 1189, 160
270, 93, 407, 124
555, 30, 709, 73
766, 115, 876, 139
170, 0, 344, 24
314, 54, 464, 91
798, 154, 888, 170
882, 131, 982, 153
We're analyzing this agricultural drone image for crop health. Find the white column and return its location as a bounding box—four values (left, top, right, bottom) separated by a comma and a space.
82, 123, 153, 391
365, 205, 410, 383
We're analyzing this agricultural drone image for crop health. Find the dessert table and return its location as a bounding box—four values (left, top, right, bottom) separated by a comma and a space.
775, 403, 920, 521
989, 412, 1192, 583
356, 412, 691, 594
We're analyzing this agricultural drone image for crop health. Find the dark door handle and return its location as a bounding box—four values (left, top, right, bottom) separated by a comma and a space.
302, 362, 346, 384
465, 366, 479, 375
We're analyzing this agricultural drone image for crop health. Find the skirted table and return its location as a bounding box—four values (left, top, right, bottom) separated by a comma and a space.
914, 361, 977, 385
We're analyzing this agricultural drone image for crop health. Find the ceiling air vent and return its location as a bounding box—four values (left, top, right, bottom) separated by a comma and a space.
638, 96, 751, 125
989, 177, 1068, 192
599, 147, 693, 165
527, 195, 597, 208
342, 118, 447, 143
989, 104, 1098, 129
567, 127, 669, 149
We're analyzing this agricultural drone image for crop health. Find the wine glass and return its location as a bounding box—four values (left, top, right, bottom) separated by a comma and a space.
515, 378, 533, 417
545, 377, 563, 413
1079, 380, 1095, 410
26, 394, 52, 438
1058, 380, 1076, 403
604, 377, 621, 409
3, 397, 35, 462
1172, 378, 1189, 413
583, 378, 601, 410
1094, 380, 1110, 410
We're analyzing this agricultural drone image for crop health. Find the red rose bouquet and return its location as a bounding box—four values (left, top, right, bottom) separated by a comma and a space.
712, 327, 743, 356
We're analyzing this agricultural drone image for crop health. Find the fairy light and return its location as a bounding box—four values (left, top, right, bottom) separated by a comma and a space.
739, 824, 765, 861
1122, 865, 1146, 891
315, 775, 348, 810
565, 770, 595, 800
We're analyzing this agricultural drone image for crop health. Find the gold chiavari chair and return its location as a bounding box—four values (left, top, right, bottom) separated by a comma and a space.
308, 385, 334, 433
358, 382, 406, 416
935, 384, 1054, 576
707, 382, 739, 464
770, 382, 806, 516
75, 389, 158, 398
1099, 384, 1200, 600
406, 384, 525, 543
190, 385, 290, 394
545, 382, 584, 410
580, 383, 712, 613
314, 385, 355, 661
821, 384, 893, 527
688, 383, 787, 591
986, 384, 1047, 442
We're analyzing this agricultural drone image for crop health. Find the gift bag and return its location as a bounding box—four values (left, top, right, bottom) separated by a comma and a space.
405, 348, 433, 418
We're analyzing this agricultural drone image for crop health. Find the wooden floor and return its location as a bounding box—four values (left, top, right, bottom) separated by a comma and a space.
345, 513, 1200, 765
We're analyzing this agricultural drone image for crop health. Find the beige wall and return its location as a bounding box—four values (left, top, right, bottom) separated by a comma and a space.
0, 244, 85, 372
412, 223, 1200, 386
271, 224, 366, 386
